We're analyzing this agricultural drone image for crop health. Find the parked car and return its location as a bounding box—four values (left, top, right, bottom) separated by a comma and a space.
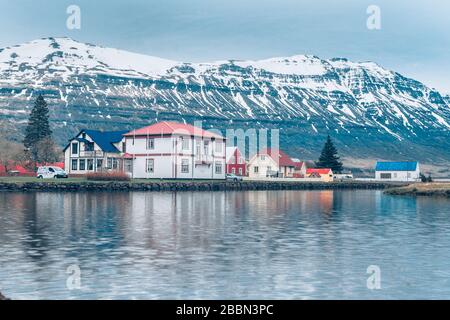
334, 173, 354, 181
226, 173, 243, 182
37, 166, 68, 179
266, 170, 281, 178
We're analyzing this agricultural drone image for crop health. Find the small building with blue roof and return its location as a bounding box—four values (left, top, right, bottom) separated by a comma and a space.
63, 129, 129, 175
375, 161, 420, 182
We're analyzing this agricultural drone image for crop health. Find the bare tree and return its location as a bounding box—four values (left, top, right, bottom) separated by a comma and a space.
0, 138, 25, 173
36, 137, 61, 164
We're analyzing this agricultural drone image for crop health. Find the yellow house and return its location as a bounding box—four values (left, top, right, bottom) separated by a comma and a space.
306, 168, 334, 182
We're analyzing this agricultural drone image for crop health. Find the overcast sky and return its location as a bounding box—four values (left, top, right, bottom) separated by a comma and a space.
1, 0, 449, 93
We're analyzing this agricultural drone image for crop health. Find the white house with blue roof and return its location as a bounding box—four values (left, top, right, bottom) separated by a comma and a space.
63, 129, 129, 175
375, 161, 421, 182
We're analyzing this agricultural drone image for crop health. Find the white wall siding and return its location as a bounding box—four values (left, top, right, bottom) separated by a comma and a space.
129, 134, 226, 180
375, 168, 421, 182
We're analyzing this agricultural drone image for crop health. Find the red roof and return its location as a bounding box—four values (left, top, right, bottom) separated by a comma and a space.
307, 168, 332, 175
259, 148, 296, 167
124, 121, 224, 139
294, 161, 305, 170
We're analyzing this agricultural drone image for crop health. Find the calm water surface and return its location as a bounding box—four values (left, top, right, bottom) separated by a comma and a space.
1, 190, 450, 299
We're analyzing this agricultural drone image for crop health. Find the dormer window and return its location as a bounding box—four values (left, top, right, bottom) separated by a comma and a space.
85, 142, 94, 152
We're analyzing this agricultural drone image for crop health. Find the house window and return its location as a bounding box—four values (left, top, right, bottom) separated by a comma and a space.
85, 142, 94, 152
71, 159, 78, 171
122, 142, 126, 153
267, 166, 272, 172
181, 159, 189, 173
125, 160, 132, 173
107, 158, 112, 169
182, 138, 190, 151
254, 166, 259, 173
260, 155, 266, 161
112, 159, 118, 170
215, 141, 222, 153
232, 168, 236, 174
238, 168, 243, 175
215, 162, 222, 174
238, 157, 243, 164
407, 172, 411, 178
380, 173, 391, 179
196, 141, 201, 160
204, 141, 209, 155
87, 159, 94, 171
147, 138, 155, 150
146, 159, 154, 173
394, 173, 398, 178
79, 159, 86, 171
97, 159, 103, 170
71, 143, 78, 155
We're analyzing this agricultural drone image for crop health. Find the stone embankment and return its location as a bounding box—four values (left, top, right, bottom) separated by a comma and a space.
0, 180, 409, 192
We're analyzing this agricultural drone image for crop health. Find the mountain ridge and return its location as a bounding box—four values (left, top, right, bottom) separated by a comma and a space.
0, 37, 449, 163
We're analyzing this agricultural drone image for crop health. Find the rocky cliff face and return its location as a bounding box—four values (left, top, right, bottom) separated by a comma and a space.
0, 37, 449, 162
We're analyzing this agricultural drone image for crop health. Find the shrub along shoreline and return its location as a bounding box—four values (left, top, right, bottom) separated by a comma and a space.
0, 179, 409, 192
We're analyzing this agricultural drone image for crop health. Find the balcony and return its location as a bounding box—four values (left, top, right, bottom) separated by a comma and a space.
78, 150, 105, 158
195, 155, 213, 165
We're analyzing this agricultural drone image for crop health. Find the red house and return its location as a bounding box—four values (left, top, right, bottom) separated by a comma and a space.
226, 147, 246, 176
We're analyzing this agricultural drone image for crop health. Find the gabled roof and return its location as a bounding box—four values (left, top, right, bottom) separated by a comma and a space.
65, 129, 127, 153
294, 161, 306, 170
375, 161, 418, 171
124, 121, 224, 139
307, 168, 332, 175
84, 130, 128, 153
226, 146, 238, 163
259, 148, 296, 167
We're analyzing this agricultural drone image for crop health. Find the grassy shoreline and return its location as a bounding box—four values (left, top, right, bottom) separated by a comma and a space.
385, 183, 450, 197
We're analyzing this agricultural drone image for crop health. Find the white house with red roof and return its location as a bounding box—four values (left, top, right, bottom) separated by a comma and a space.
292, 159, 307, 178
247, 148, 296, 178
123, 121, 226, 179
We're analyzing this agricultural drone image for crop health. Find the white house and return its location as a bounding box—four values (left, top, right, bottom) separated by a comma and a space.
64, 129, 128, 175
123, 121, 226, 179
375, 161, 420, 182
247, 148, 296, 178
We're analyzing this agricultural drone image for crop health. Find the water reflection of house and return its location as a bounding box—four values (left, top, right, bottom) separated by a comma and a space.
300, 190, 334, 215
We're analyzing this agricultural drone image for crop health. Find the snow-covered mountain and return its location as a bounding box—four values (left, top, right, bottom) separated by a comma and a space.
1, 37, 449, 162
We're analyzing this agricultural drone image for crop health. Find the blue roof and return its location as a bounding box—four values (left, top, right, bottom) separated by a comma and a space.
375, 161, 418, 171
83, 130, 128, 153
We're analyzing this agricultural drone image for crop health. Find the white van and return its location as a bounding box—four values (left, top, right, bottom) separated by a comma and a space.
36, 166, 68, 179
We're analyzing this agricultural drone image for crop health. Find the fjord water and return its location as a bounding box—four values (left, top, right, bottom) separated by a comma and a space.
1, 190, 450, 300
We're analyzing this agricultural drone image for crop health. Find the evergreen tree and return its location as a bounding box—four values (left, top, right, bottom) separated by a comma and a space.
23, 95, 54, 165
315, 135, 343, 173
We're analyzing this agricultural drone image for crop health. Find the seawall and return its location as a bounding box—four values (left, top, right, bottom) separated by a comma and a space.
0, 180, 409, 192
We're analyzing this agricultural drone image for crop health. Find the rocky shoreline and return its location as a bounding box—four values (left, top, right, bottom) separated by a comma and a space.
0, 180, 408, 192
0, 291, 8, 300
